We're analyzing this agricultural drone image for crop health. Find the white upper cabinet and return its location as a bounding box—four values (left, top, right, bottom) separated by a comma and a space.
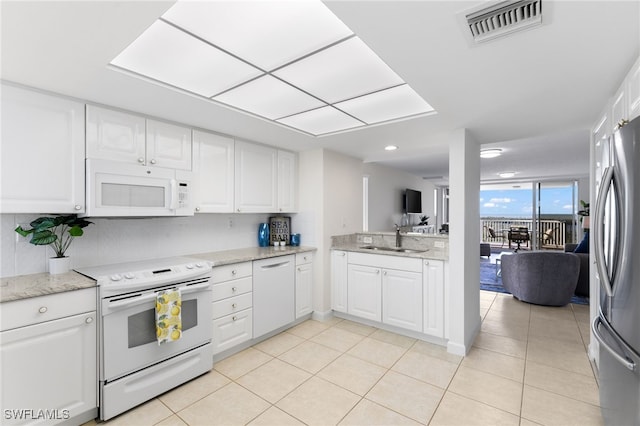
86, 104, 145, 164
234, 141, 278, 213
146, 119, 192, 170
627, 57, 640, 122
86, 105, 192, 170
277, 150, 297, 213
192, 130, 235, 213
1, 84, 85, 213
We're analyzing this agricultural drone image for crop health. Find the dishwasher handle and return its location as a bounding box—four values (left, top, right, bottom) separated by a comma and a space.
260, 261, 290, 269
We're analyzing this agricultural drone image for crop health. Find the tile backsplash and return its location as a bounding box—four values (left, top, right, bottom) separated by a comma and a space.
1, 213, 314, 278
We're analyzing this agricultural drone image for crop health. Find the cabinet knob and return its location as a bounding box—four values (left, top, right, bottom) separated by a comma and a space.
85, 317, 94, 324
231, 270, 237, 275
376, 270, 380, 275
232, 286, 237, 292
279, 208, 283, 212
74, 205, 82, 210
232, 303, 237, 308
150, 159, 157, 165
195, 207, 201, 212
237, 209, 241, 213
339, 252, 346, 257
232, 316, 238, 321
138, 157, 145, 163
383, 271, 387, 276
38, 306, 47, 314
298, 267, 302, 272
304, 256, 308, 261
425, 261, 429, 266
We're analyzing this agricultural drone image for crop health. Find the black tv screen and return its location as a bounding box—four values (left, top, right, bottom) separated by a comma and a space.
404, 189, 422, 213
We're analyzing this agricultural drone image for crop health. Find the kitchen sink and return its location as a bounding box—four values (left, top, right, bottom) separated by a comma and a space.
359, 245, 427, 254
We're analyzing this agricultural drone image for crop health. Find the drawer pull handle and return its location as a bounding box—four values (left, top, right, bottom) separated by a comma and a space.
85, 317, 93, 324
232, 316, 238, 321
38, 307, 47, 314
232, 303, 237, 308
232, 287, 237, 292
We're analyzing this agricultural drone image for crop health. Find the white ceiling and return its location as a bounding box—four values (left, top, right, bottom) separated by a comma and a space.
2, 1, 638, 184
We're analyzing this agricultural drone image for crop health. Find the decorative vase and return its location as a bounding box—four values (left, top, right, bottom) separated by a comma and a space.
258, 223, 270, 247
49, 256, 71, 275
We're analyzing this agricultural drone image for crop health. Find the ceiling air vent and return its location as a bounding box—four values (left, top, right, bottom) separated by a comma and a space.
465, 0, 542, 43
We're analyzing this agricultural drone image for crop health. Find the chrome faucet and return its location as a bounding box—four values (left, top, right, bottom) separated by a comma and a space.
395, 224, 401, 248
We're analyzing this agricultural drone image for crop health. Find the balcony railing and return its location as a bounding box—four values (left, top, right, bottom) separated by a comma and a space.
481, 218, 569, 250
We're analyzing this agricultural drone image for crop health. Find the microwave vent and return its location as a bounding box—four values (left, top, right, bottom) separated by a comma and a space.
465, 0, 542, 43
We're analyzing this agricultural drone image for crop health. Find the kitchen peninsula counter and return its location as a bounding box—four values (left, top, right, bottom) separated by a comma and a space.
332, 232, 449, 261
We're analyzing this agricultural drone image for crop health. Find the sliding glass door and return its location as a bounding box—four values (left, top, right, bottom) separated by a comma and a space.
533, 181, 578, 250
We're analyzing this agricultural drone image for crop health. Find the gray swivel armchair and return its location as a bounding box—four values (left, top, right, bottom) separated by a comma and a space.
501, 251, 580, 306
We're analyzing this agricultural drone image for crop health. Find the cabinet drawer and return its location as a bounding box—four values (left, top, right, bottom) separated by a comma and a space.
211, 276, 252, 301
211, 262, 252, 284
347, 252, 422, 273
1, 288, 96, 332
212, 292, 252, 319
296, 252, 313, 265
212, 308, 252, 354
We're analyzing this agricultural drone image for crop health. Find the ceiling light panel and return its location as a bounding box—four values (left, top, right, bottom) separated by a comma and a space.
273, 37, 404, 104
111, 21, 262, 97
214, 75, 325, 120
277, 106, 364, 136
162, 1, 353, 71
335, 85, 435, 124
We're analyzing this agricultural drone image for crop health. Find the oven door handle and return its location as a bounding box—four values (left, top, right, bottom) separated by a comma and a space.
181, 282, 212, 295
106, 292, 157, 311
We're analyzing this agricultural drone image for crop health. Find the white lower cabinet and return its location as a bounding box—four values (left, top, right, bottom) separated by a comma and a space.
347, 264, 382, 322
211, 262, 253, 354
382, 269, 423, 332
423, 260, 445, 338
0, 288, 97, 425
331, 250, 348, 313
295, 253, 313, 319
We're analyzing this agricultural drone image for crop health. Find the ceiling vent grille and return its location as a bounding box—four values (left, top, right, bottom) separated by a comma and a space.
465, 0, 542, 43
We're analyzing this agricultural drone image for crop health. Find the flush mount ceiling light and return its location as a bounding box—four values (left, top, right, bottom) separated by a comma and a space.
498, 171, 517, 178
110, 1, 435, 136
385, 145, 398, 151
480, 148, 503, 158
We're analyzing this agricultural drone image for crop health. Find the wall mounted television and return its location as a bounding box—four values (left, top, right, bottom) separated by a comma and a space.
403, 189, 422, 213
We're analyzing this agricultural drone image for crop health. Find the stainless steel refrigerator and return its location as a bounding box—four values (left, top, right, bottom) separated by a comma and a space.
592, 115, 640, 426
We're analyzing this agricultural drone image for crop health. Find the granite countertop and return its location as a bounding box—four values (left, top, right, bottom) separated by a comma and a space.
331, 243, 448, 261
0, 271, 96, 303
190, 245, 316, 266
1, 245, 317, 303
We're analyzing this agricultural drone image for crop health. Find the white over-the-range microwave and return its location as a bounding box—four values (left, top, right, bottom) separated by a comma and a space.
84, 159, 193, 217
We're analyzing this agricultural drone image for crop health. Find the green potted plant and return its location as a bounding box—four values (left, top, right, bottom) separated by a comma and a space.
15, 214, 93, 274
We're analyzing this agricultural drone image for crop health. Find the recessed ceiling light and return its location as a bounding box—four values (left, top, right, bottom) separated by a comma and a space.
480, 148, 502, 158
498, 171, 516, 178
109, 1, 436, 137
385, 145, 398, 151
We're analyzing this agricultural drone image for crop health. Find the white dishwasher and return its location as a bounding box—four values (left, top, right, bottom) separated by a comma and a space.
253, 255, 295, 338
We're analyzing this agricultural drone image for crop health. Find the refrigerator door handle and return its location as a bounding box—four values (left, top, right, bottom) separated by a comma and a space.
594, 165, 615, 298
592, 314, 638, 372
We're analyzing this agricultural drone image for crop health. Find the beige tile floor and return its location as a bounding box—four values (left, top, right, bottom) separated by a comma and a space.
88, 291, 602, 425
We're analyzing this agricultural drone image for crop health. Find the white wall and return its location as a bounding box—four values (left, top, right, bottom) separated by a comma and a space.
1, 213, 271, 277
363, 162, 436, 232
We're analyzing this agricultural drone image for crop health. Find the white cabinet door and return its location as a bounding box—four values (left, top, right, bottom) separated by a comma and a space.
146, 119, 192, 170
611, 85, 627, 133
296, 263, 313, 318
86, 104, 146, 164
627, 57, 640, 122
0, 311, 97, 424
1, 84, 85, 213
331, 250, 348, 313
347, 264, 381, 322
277, 150, 297, 213
382, 269, 422, 332
234, 141, 277, 213
192, 130, 234, 213
212, 309, 253, 355
423, 260, 445, 338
